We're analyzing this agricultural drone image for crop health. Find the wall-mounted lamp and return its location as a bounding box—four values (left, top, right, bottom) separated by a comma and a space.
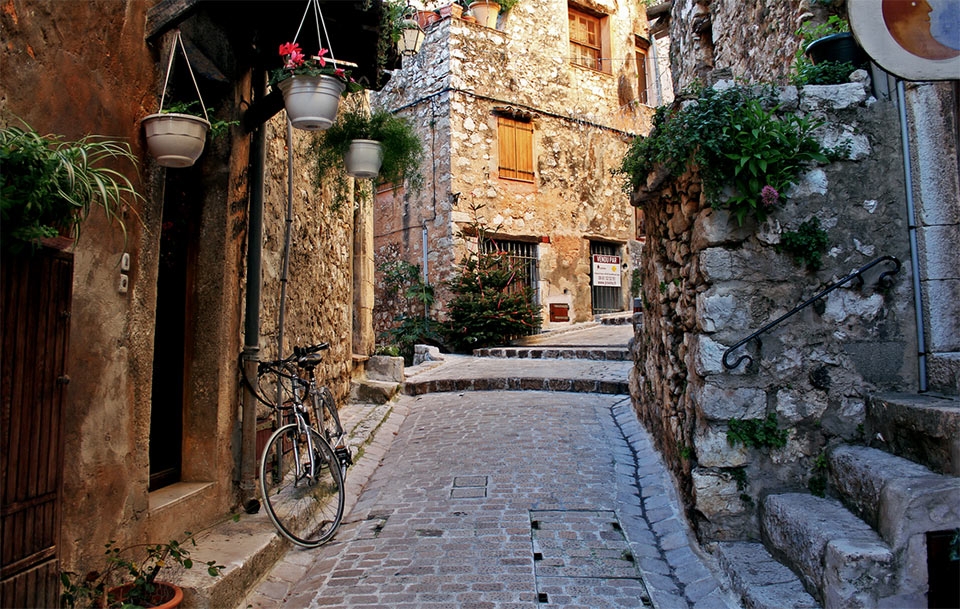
397, 3, 424, 56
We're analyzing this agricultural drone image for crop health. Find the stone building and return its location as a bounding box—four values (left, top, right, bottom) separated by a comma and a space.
629, 1, 960, 607
371, 0, 671, 339
0, 2, 388, 605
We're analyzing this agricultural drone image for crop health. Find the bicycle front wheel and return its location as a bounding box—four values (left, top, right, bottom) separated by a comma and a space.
259, 423, 345, 547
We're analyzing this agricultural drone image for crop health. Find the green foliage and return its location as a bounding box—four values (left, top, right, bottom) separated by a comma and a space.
630, 268, 643, 297
0, 121, 143, 254
378, 259, 443, 364
792, 59, 855, 86
809, 451, 829, 497
780, 216, 830, 270
677, 441, 694, 461
161, 101, 238, 139
444, 203, 542, 351
615, 85, 827, 225
60, 531, 225, 609
796, 15, 849, 47
312, 100, 424, 207
727, 412, 789, 450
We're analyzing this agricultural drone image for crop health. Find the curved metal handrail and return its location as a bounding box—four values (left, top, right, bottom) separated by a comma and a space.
722, 255, 902, 370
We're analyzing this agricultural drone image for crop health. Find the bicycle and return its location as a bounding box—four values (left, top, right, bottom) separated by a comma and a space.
254, 343, 352, 547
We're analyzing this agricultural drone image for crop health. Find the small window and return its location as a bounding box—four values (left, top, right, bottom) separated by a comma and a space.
497, 115, 534, 182
569, 7, 604, 72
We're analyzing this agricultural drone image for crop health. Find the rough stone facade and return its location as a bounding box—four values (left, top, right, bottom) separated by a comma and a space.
630, 78, 917, 541
371, 1, 659, 340
0, 0, 367, 583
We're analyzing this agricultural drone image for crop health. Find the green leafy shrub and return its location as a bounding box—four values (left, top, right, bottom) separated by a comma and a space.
727, 412, 789, 449
615, 85, 827, 225
792, 60, 856, 86
780, 216, 830, 270
378, 259, 443, 364
444, 204, 542, 351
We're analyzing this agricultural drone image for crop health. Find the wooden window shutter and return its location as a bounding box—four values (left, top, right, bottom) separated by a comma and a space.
498, 116, 534, 182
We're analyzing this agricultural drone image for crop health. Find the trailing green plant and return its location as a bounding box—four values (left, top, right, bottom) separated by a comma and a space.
311, 98, 424, 207
727, 412, 789, 450
0, 121, 143, 254
60, 530, 226, 609
444, 203, 542, 351
630, 268, 643, 297
779, 216, 830, 270
162, 101, 238, 139
615, 85, 827, 225
378, 259, 443, 364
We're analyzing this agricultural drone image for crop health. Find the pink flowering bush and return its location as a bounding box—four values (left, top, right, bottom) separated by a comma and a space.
269, 42, 362, 93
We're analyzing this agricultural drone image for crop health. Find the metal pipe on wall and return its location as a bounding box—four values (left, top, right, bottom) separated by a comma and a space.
896, 79, 928, 393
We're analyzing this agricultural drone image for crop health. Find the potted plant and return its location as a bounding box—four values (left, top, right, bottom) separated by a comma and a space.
270, 41, 362, 131
311, 101, 424, 206
59, 531, 225, 609
793, 15, 867, 85
467, 0, 516, 28
0, 121, 143, 255
142, 102, 237, 168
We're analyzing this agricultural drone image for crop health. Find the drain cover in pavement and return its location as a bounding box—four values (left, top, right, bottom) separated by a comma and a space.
530, 510, 651, 607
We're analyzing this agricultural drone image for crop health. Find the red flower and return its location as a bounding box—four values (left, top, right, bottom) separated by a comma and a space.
316, 47, 328, 67
278, 42, 301, 57
334, 68, 346, 79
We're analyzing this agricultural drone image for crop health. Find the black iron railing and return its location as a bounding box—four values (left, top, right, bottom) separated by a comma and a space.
722, 255, 902, 370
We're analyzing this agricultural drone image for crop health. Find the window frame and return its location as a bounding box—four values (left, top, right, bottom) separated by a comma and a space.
568, 5, 609, 73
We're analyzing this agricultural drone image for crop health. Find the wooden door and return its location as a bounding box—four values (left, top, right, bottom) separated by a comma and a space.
1, 247, 73, 608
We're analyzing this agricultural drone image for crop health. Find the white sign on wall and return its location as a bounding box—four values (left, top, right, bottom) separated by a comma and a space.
592, 254, 622, 287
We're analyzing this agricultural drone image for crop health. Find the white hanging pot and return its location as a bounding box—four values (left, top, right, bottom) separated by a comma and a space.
142, 113, 210, 168
468, 0, 500, 28
344, 139, 384, 179
277, 74, 346, 131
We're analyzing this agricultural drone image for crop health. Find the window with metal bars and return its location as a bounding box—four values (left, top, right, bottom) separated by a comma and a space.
590, 241, 623, 315
497, 116, 535, 182
480, 238, 540, 304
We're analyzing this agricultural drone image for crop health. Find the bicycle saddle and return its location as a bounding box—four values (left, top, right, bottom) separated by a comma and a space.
298, 353, 323, 370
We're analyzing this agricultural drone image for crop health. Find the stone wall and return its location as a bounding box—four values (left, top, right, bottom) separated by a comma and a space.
630, 78, 917, 541
669, 0, 833, 91
372, 1, 656, 334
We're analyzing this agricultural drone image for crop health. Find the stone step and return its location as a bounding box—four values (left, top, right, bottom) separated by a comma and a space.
928, 352, 960, 395
713, 541, 820, 609
866, 392, 960, 475
761, 493, 897, 609
828, 444, 960, 551
473, 346, 630, 360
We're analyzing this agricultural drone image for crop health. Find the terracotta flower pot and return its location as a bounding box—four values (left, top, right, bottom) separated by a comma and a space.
109, 581, 183, 608
344, 139, 384, 179
277, 74, 346, 131
142, 113, 210, 168
468, 0, 500, 28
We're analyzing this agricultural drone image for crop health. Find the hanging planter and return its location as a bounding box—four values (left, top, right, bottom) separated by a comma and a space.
270, 0, 362, 131
276, 74, 346, 131
142, 31, 211, 168
344, 139, 384, 178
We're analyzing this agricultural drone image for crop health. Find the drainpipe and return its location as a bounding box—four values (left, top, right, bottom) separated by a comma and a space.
896, 79, 928, 393
240, 75, 267, 513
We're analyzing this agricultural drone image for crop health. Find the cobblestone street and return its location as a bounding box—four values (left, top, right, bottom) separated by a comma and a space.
239, 325, 739, 609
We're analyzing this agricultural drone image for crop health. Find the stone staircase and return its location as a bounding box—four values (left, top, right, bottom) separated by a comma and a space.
716, 392, 960, 609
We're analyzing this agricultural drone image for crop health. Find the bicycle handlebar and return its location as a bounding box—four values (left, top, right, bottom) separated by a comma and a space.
293, 343, 329, 358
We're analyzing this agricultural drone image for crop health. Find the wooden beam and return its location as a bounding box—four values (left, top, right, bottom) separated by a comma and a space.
145, 0, 200, 41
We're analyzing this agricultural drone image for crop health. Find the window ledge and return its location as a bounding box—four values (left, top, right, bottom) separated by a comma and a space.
149, 481, 216, 512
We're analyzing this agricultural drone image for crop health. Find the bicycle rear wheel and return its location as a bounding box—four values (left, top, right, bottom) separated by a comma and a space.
259, 423, 345, 547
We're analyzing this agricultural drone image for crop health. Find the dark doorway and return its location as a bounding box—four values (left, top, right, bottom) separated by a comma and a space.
149, 169, 201, 491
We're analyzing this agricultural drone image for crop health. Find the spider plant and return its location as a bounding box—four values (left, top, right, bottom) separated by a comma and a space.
0, 121, 143, 254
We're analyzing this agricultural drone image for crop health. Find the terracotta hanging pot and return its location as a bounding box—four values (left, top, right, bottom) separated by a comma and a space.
277, 74, 346, 131
343, 139, 384, 179
142, 113, 210, 168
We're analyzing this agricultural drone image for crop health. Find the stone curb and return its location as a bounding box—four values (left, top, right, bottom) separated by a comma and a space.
402, 376, 630, 396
